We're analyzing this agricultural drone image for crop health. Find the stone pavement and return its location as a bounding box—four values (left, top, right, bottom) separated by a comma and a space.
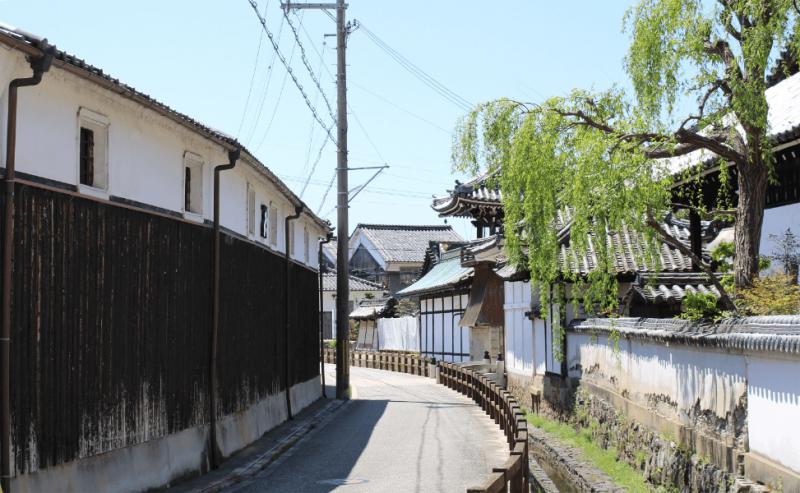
175, 364, 509, 493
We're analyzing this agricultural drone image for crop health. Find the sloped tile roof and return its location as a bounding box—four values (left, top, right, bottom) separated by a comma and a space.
397, 249, 472, 297
570, 316, 800, 354
356, 224, 463, 263
322, 272, 383, 292
432, 171, 503, 217
559, 218, 702, 275
349, 297, 397, 320
627, 273, 721, 304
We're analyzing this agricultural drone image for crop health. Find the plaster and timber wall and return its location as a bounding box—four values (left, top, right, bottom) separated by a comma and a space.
565, 317, 800, 491
0, 41, 326, 492
7, 186, 322, 492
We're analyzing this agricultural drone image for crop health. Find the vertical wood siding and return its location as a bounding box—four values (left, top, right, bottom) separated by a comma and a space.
9, 183, 319, 474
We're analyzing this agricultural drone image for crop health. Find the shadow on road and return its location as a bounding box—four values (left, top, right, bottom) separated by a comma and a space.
238, 397, 388, 492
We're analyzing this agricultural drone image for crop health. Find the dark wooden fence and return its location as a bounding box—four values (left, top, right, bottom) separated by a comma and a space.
438, 363, 530, 493
322, 348, 431, 377
9, 182, 319, 474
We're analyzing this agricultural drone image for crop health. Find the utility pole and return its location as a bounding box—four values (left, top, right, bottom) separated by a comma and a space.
282, 0, 350, 399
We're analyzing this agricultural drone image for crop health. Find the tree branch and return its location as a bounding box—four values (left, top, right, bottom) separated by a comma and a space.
645, 208, 737, 311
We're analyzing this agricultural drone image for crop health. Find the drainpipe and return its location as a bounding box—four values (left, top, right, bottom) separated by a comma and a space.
2, 43, 55, 493
318, 233, 333, 398
209, 148, 240, 469
284, 204, 303, 420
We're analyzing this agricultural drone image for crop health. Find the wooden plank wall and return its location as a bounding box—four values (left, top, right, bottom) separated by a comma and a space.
9, 183, 319, 474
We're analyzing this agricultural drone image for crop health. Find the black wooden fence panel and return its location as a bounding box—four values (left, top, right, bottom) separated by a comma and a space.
8, 183, 319, 474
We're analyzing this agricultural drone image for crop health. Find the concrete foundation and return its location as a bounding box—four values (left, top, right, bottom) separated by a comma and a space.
11, 376, 322, 493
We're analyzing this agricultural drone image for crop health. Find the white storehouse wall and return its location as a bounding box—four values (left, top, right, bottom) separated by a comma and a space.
0, 45, 325, 268
420, 293, 469, 362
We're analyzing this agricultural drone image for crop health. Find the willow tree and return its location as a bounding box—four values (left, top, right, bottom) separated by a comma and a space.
453, 0, 800, 312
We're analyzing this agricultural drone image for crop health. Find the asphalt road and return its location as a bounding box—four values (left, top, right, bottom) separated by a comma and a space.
224, 364, 508, 493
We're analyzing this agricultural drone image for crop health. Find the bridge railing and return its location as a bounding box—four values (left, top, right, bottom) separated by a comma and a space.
322, 348, 432, 377
438, 362, 530, 493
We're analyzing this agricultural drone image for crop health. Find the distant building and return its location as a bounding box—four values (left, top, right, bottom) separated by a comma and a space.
348, 224, 463, 294
320, 271, 384, 339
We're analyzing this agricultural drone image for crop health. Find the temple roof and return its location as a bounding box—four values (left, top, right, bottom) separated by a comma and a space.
431, 172, 503, 218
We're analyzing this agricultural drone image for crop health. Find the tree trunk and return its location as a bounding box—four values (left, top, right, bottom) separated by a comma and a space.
734, 161, 769, 288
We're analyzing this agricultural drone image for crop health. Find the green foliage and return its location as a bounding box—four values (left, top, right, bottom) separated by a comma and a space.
363, 292, 375, 299
452, 0, 800, 303
680, 292, 723, 321
738, 273, 800, 315
526, 412, 655, 492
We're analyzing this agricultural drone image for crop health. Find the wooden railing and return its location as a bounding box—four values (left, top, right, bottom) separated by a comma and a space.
322, 348, 432, 377
438, 362, 530, 493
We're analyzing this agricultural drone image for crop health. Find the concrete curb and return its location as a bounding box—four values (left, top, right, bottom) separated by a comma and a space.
194, 399, 348, 493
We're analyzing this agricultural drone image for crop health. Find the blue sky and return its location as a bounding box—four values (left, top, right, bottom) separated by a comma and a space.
3, 0, 637, 240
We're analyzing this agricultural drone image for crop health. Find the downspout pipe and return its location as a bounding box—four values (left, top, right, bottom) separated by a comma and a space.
209, 148, 240, 469
318, 233, 333, 398
284, 204, 303, 420
2, 43, 55, 493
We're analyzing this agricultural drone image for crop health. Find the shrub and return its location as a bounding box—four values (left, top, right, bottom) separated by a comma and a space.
737, 274, 800, 316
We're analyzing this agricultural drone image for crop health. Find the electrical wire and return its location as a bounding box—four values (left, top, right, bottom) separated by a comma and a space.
236, 0, 270, 138
358, 22, 472, 112
283, 11, 337, 121
349, 80, 451, 134
244, 13, 287, 145
247, 0, 337, 147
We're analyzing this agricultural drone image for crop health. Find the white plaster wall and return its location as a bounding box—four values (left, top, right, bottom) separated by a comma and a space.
321, 289, 383, 333
747, 355, 800, 473
567, 333, 747, 426
0, 48, 326, 268
420, 294, 469, 362
504, 280, 534, 375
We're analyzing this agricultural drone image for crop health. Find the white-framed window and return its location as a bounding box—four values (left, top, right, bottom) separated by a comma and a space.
269, 205, 278, 246
259, 203, 269, 240
183, 152, 204, 216
246, 183, 256, 237
77, 108, 109, 193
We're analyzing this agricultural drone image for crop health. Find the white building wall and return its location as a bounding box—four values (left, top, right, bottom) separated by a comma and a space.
0, 47, 326, 267
503, 280, 534, 375
566, 331, 800, 475
419, 293, 469, 362
747, 355, 800, 473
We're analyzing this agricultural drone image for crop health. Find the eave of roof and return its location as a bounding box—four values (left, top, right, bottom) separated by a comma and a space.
0, 24, 330, 231
397, 250, 473, 297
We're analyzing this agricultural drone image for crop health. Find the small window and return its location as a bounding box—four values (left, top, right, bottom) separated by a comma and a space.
183, 153, 203, 214
260, 204, 269, 239
78, 108, 109, 190
247, 183, 256, 236
269, 206, 278, 246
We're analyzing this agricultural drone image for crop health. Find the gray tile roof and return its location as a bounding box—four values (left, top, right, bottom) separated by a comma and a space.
432, 172, 503, 217
356, 224, 463, 263
559, 217, 703, 275
627, 273, 721, 304
0, 23, 330, 231
322, 272, 383, 292
570, 316, 800, 354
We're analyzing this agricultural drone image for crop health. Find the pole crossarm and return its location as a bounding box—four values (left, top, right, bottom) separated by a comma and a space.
282, 2, 346, 10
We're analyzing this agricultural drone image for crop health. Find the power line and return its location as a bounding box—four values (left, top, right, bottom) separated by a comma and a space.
358, 21, 473, 112
318, 171, 336, 213
236, 0, 270, 138
247, 0, 337, 147
301, 41, 328, 180
349, 80, 451, 134
253, 43, 296, 152
244, 13, 287, 145
283, 11, 337, 121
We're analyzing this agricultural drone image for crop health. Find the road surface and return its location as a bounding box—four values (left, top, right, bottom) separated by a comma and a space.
223, 364, 508, 493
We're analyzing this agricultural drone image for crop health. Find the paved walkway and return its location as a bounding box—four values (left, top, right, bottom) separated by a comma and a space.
222, 364, 508, 493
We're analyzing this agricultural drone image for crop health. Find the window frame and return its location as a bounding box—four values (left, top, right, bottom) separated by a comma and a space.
182, 151, 204, 220
246, 182, 256, 237
259, 203, 269, 240
76, 107, 110, 198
